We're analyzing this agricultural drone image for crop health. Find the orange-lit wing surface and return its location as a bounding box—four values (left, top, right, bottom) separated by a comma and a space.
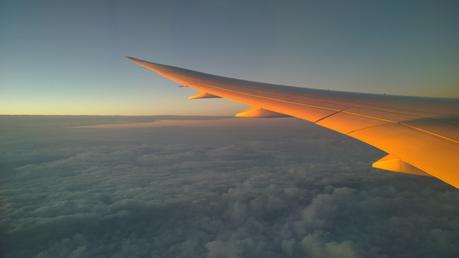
127, 56, 459, 188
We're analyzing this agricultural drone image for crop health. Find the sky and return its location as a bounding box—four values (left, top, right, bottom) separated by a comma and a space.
1, 0, 458, 115
1, 116, 458, 258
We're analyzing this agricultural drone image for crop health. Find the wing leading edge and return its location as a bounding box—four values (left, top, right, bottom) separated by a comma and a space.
127, 56, 459, 188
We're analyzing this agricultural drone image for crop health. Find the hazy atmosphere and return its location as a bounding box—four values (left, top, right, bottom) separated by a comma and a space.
1, 0, 459, 115
1, 116, 458, 258
1, 1, 458, 257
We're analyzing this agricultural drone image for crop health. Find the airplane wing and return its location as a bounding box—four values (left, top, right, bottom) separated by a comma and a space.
127, 56, 459, 189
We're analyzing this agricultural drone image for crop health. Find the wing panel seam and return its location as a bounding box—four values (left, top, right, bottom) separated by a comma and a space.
399, 122, 459, 144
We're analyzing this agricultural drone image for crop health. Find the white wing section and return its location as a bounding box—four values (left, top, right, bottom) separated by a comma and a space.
127, 56, 459, 188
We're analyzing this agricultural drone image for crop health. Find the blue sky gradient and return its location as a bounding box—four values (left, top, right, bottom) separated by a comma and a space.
1, 0, 458, 115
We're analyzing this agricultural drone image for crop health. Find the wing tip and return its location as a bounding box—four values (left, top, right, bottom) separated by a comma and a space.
126, 56, 150, 65
126, 56, 168, 74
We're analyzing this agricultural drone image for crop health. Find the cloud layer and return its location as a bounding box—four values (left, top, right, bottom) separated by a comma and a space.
1, 116, 458, 258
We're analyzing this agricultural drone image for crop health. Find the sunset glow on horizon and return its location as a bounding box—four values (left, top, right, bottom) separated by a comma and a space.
1, 0, 458, 115
1, 2, 459, 256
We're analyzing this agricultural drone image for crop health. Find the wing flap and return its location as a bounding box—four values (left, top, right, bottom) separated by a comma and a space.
350, 123, 459, 187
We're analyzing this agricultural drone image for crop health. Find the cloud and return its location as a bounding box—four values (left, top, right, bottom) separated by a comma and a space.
1, 116, 458, 258
301, 233, 358, 258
